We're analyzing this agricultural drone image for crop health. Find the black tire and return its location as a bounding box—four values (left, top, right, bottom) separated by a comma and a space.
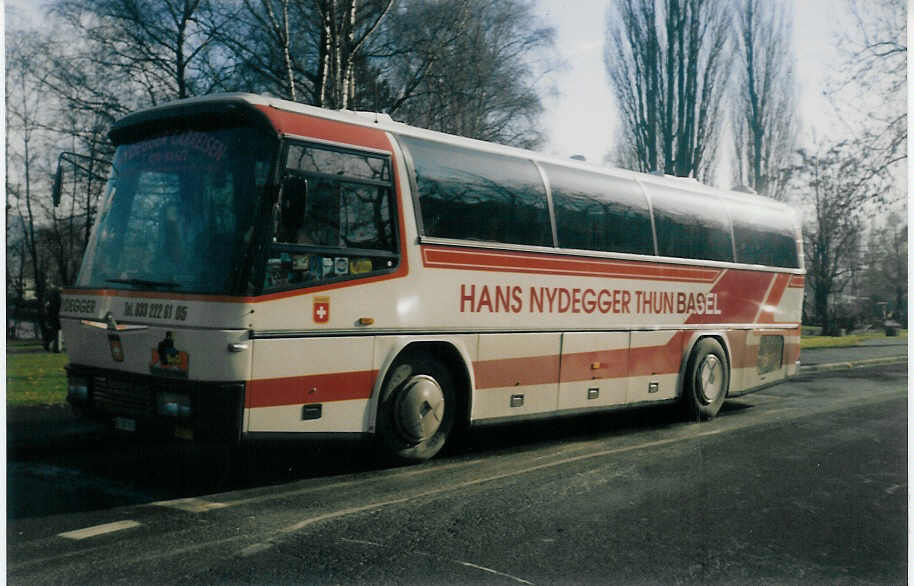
682, 338, 730, 421
375, 353, 456, 464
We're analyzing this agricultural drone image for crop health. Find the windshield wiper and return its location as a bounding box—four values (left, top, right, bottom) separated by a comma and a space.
106, 278, 182, 290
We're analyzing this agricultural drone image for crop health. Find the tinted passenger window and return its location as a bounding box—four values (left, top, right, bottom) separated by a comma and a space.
399, 136, 552, 247
545, 164, 653, 255
650, 185, 733, 262
728, 202, 799, 268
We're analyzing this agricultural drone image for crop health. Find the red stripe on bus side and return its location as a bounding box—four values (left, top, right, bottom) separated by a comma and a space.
473, 354, 562, 389
255, 105, 393, 152
422, 246, 720, 283
475, 332, 688, 389
627, 331, 687, 377
757, 273, 792, 324
727, 330, 753, 369
244, 328, 801, 410
685, 270, 774, 325
785, 327, 802, 364
246, 369, 378, 409
559, 348, 630, 382
246, 337, 685, 410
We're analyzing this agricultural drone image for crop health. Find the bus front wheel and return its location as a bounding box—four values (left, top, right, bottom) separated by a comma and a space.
682, 338, 729, 421
375, 354, 456, 464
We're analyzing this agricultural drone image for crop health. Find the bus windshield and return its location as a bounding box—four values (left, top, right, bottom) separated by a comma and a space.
76, 124, 276, 295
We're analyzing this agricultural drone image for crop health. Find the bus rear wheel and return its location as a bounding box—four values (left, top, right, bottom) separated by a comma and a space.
682, 338, 729, 421
375, 354, 456, 464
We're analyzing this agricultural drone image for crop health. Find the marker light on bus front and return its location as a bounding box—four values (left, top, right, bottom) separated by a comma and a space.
155, 392, 192, 419
67, 376, 89, 402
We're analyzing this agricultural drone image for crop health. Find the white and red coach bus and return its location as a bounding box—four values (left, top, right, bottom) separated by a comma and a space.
61, 93, 804, 462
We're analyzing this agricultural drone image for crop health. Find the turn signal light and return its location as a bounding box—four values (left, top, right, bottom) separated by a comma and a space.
67, 377, 89, 402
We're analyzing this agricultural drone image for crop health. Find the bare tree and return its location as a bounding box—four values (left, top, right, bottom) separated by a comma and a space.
6, 30, 54, 342
830, 0, 906, 173
864, 211, 907, 322
215, 0, 317, 100
379, 0, 556, 148
796, 140, 891, 335
216, 0, 393, 109
218, 0, 556, 146
315, 0, 394, 109
731, 0, 797, 199
52, 0, 232, 105
604, 0, 733, 182
259, 0, 300, 100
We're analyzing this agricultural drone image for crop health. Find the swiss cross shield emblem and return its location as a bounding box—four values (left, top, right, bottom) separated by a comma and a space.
108, 334, 124, 362
313, 296, 330, 323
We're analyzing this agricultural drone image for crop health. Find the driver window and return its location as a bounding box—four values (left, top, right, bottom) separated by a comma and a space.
265, 142, 398, 291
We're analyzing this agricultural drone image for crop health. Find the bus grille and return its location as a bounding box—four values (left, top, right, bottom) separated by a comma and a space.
92, 375, 155, 417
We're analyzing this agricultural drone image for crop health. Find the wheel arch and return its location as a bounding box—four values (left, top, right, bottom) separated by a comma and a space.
677, 331, 733, 399
370, 338, 475, 434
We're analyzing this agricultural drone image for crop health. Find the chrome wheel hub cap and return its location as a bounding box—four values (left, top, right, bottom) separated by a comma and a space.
394, 375, 445, 443
698, 355, 723, 404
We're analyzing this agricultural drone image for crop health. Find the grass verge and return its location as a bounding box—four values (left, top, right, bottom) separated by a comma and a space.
7, 350, 69, 408
801, 330, 907, 349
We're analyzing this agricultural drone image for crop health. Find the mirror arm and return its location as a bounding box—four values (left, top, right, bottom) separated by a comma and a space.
52, 152, 113, 207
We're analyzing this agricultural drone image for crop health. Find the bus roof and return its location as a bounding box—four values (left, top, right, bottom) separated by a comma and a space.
111, 92, 796, 214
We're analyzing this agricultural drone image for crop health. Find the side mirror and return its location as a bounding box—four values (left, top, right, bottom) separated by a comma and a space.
51, 151, 113, 208
51, 164, 64, 207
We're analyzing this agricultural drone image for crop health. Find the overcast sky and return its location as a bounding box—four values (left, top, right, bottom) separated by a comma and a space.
536, 0, 845, 166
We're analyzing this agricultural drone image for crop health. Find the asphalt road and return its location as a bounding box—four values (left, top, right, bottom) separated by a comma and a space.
7, 363, 907, 584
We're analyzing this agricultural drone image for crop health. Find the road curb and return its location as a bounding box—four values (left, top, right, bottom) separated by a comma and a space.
799, 355, 908, 374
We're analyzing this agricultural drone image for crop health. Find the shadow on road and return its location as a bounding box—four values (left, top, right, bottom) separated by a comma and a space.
9, 391, 773, 520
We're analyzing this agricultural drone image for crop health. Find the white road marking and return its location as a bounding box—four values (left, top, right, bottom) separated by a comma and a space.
239, 542, 274, 557
339, 537, 534, 584
58, 520, 142, 540
223, 457, 484, 509
456, 560, 534, 585
339, 538, 385, 547
148, 497, 229, 513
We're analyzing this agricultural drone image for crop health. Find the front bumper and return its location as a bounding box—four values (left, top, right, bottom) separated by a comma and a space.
66, 364, 245, 443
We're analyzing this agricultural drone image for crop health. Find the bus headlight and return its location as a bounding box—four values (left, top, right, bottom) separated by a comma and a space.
156, 392, 192, 418
67, 377, 89, 402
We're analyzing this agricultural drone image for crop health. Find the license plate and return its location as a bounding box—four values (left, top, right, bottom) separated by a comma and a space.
174, 425, 194, 440
113, 417, 136, 432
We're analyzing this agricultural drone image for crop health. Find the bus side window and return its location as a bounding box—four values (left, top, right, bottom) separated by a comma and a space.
649, 185, 733, 262
546, 163, 653, 255
728, 201, 800, 268
401, 136, 552, 247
